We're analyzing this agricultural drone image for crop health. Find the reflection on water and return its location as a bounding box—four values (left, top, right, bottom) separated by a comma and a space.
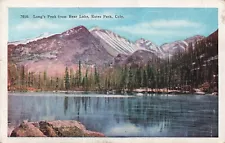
8, 93, 218, 137
64, 96, 68, 115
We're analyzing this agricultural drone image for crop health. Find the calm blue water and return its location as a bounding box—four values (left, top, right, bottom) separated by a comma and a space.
8, 93, 218, 137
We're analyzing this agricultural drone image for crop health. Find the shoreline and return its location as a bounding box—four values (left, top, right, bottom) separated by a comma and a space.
8, 89, 218, 96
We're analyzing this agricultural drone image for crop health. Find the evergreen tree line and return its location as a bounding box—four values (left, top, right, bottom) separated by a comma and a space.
8, 61, 101, 91
8, 36, 218, 93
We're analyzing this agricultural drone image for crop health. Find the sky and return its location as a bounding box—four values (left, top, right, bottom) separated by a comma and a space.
8, 8, 218, 46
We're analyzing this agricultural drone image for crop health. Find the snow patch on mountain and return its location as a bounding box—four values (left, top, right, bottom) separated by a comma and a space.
8, 32, 56, 46
61, 26, 86, 37
90, 28, 149, 56
134, 38, 167, 58
135, 38, 158, 52
160, 35, 205, 54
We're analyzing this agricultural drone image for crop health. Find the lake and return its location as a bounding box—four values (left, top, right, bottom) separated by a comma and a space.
8, 92, 218, 137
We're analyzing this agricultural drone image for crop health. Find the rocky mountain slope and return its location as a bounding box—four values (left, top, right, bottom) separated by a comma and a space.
135, 38, 164, 57
8, 25, 213, 75
116, 50, 160, 66
90, 27, 148, 56
8, 32, 55, 46
160, 35, 205, 54
8, 26, 114, 75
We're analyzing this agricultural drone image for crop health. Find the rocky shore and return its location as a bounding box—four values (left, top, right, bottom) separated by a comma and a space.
9, 120, 105, 137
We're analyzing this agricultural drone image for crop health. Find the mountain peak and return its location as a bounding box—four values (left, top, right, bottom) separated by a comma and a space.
160, 34, 206, 55
61, 25, 88, 36
135, 38, 152, 44
184, 35, 205, 44
135, 38, 161, 54
89, 26, 101, 32
187, 35, 205, 39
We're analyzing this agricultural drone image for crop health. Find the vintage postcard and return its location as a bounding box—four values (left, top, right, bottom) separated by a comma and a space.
1, 0, 225, 143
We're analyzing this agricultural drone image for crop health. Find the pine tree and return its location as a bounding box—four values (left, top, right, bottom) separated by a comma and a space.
70, 68, 74, 89
50, 77, 53, 90
84, 69, 89, 91
127, 67, 134, 92
56, 77, 59, 90
135, 66, 142, 88
120, 65, 128, 91
43, 71, 47, 89
78, 60, 82, 86
38, 72, 41, 90
143, 69, 147, 89
20, 65, 25, 87
29, 72, 34, 87
28, 72, 31, 87
94, 66, 100, 90
64, 67, 70, 91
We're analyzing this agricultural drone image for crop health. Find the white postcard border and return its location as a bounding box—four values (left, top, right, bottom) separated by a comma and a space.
0, 0, 224, 143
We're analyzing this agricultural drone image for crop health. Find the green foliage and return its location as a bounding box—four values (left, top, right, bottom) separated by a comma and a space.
8, 33, 218, 93
64, 67, 70, 90
78, 60, 82, 86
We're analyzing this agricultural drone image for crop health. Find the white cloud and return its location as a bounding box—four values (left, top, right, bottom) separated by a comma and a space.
15, 19, 59, 30
114, 19, 204, 37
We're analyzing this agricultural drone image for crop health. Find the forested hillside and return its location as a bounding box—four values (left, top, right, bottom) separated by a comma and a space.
8, 30, 218, 94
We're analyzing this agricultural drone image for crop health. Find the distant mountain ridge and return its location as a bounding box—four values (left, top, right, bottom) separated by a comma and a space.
160, 35, 205, 54
8, 32, 57, 46
8, 25, 215, 75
